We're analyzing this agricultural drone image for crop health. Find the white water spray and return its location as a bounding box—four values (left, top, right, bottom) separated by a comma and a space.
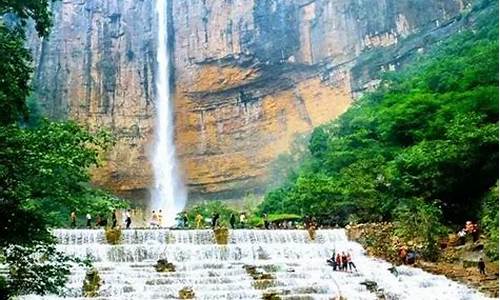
151, 0, 186, 226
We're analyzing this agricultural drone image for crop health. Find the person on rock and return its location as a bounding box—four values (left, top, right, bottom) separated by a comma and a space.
86, 213, 92, 229
478, 258, 486, 275
70, 210, 77, 228
347, 252, 357, 272
125, 209, 132, 229
230, 214, 236, 229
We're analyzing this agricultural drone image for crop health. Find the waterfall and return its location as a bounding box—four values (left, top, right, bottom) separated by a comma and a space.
151, 0, 186, 227
23, 229, 491, 300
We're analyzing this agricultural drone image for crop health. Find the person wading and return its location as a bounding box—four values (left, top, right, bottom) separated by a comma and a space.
347, 252, 357, 272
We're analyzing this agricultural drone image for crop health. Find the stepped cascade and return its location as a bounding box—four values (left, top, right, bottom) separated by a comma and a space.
23, 229, 490, 300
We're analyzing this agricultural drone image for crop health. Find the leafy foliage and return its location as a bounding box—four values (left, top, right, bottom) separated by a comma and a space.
0, 0, 52, 125
183, 201, 239, 228
3, 243, 87, 296
260, 2, 498, 247
481, 182, 499, 260
393, 199, 446, 261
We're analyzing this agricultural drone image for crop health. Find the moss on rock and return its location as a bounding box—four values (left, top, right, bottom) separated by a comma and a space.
82, 268, 101, 297
105, 228, 122, 245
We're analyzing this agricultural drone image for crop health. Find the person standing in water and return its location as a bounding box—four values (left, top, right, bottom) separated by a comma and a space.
341, 252, 348, 271
347, 252, 357, 272
70, 210, 77, 228
86, 213, 92, 228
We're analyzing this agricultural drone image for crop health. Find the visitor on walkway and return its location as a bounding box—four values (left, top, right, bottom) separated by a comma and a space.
230, 214, 236, 229
182, 212, 189, 228
263, 214, 270, 229
150, 210, 159, 228
211, 213, 220, 229
239, 212, 246, 228
347, 253, 357, 272
86, 213, 92, 228
158, 210, 164, 228
70, 210, 77, 228
125, 209, 132, 229
478, 258, 486, 275
99, 214, 107, 227
195, 213, 203, 229
112, 210, 117, 228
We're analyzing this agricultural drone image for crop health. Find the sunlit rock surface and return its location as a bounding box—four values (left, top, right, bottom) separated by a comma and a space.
28, 0, 473, 201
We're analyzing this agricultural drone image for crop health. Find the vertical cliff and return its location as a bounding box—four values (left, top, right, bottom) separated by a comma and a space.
29, 0, 472, 201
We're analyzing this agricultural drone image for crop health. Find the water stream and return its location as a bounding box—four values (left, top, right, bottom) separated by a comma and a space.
23, 229, 491, 300
151, 0, 186, 226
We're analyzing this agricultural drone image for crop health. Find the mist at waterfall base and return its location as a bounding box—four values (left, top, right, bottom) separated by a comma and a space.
151, 0, 186, 227
22, 229, 492, 300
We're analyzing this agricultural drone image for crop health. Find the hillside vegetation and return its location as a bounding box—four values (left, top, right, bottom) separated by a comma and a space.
260, 0, 499, 259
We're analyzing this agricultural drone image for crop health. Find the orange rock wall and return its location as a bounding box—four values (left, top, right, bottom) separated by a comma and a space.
29, 0, 469, 201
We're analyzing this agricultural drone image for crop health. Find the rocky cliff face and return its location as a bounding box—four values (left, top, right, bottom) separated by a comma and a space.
29, 0, 471, 201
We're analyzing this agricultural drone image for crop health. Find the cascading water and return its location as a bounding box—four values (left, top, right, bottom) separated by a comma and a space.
24, 229, 492, 300
151, 0, 186, 226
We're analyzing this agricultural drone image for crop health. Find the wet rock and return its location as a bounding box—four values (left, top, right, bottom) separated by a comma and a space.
178, 287, 195, 299
82, 268, 101, 297
154, 259, 176, 272
213, 226, 229, 245
105, 228, 122, 245
360, 280, 379, 293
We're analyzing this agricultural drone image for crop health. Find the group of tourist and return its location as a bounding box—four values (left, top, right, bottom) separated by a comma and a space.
70, 209, 133, 229
457, 220, 480, 244
327, 249, 357, 272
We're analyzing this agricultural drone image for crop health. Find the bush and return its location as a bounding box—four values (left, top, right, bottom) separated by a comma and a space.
82, 268, 101, 297
4, 243, 82, 296
481, 182, 499, 260
393, 199, 446, 261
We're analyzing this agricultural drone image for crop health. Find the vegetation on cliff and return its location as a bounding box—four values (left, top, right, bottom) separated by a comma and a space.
260, 0, 498, 259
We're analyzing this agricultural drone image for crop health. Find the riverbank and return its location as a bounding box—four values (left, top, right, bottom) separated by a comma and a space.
347, 223, 499, 298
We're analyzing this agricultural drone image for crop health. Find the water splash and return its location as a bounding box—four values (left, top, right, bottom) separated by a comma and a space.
151, 0, 186, 227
